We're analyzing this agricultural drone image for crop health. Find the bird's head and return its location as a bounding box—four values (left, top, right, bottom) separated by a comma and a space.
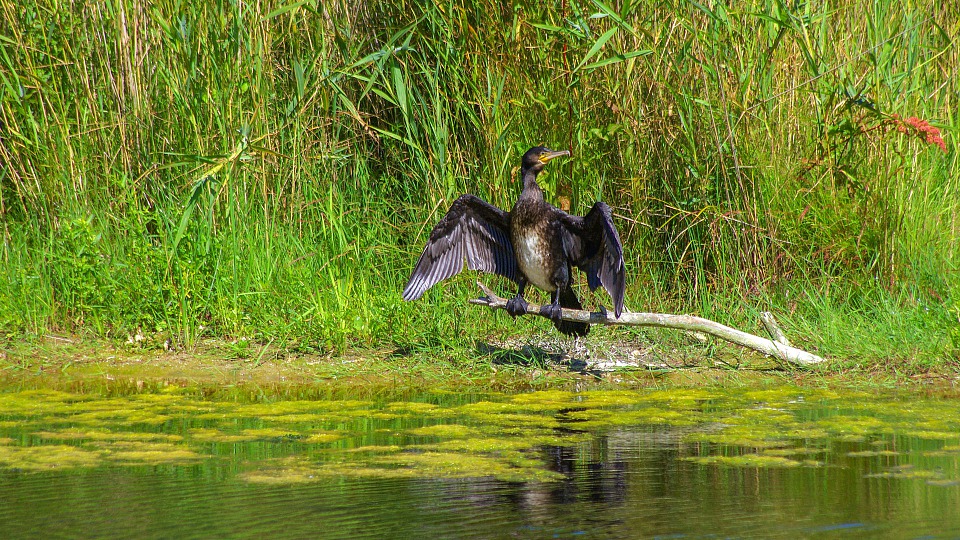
521, 146, 570, 175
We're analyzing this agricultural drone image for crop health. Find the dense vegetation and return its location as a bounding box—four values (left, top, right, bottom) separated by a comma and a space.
1, 1, 957, 365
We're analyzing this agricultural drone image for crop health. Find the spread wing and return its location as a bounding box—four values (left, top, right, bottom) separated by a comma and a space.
402, 194, 519, 301
558, 202, 625, 317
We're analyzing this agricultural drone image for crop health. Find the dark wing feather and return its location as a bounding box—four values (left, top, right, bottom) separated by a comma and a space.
402, 194, 518, 301
559, 202, 625, 317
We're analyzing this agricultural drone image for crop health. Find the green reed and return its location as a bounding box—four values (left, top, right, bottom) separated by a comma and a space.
0, 0, 956, 363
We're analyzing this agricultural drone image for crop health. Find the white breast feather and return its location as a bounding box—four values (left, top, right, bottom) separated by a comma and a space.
517, 231, 555, 291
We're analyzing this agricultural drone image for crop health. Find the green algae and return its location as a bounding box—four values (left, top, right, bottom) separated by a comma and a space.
33, 428, 183, 443
684, 454, 806, 468
902, 430, 960, 440
345, 445, 403, 453
921, 445, 960, 457
816, 416, 895, 436
1, 384, 959, 486
846, 450, 901, 457
866, 468, 943, 480
188, 428, 263, 443
415, 437, 545, 453
685, 425, 791, 449
239, 428, 305, 440
761, 447, 828, 457
108, 449, 202, 465
242, 448, 565, 484
303, 433, 343, 444
97, 441, 203, 465
407, 424, 480, 438
69, 409, 173, 426
0, 444, 102, 470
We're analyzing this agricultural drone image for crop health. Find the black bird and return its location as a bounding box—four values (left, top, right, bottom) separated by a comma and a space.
402, 146, 625, 336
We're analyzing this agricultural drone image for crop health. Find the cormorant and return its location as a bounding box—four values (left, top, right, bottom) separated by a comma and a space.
402, 146, 625, 336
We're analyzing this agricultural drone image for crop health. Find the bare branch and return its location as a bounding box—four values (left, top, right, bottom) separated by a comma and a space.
470, 282, 824, 367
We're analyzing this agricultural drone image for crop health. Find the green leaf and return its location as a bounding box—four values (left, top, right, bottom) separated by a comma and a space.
265, 0, 311, 20
530, 23, 565, 32
576, 27, 619, 71
579, 49, 652, 72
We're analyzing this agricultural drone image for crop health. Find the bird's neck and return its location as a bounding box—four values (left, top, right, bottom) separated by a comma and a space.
520, 169, 544, 201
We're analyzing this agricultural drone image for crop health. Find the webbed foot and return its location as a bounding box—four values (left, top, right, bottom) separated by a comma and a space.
505, 296, 529, 318
539, 302, 563, 324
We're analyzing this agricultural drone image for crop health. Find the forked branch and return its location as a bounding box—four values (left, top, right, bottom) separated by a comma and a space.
469, 282, 824, 367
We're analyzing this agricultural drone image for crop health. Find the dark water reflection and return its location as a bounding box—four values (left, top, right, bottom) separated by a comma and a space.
1, 386, 958, 539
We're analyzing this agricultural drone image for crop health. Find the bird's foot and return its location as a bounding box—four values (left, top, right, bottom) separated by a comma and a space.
539, 302, 563, 324
505, 296, 529, 318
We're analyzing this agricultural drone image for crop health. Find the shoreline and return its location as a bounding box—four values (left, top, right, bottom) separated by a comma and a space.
2, 337, 958, 397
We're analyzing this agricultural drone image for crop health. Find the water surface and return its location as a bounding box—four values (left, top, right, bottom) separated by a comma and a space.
1, 385, 958, 538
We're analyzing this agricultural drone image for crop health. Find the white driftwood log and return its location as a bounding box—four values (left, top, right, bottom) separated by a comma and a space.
469, 282, 825, 367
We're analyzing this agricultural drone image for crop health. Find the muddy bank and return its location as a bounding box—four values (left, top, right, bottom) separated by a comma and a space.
1, 336, 958, 396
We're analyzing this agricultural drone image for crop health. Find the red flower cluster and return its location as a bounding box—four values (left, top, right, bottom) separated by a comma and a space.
890, 114, 947, 152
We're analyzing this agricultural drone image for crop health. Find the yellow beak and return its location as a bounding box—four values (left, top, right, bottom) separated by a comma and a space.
539, 149, 571, 163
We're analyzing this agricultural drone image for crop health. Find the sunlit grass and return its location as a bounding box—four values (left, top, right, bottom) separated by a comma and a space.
0, 0, 956, 366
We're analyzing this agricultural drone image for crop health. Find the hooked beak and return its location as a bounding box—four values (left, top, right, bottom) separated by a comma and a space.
539, 149, 571, 163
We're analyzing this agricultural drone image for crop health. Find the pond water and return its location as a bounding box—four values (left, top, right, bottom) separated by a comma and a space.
1, 384, 959, 538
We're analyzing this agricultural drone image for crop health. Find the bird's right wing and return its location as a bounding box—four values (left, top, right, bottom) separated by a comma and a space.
558, 202, 625, 317
402, 194, 519, 301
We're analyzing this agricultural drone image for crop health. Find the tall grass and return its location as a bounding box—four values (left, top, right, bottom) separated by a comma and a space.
0, 0, 956, 362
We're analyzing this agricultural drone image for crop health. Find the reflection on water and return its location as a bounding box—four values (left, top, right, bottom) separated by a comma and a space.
0, 386, 958, 538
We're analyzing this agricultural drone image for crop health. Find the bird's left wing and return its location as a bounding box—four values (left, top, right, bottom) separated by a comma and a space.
402, 194, 518, 301
558, 202, 625, 317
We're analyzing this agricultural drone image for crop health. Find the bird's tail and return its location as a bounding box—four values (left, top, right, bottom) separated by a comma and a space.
554, 286, 589, 337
